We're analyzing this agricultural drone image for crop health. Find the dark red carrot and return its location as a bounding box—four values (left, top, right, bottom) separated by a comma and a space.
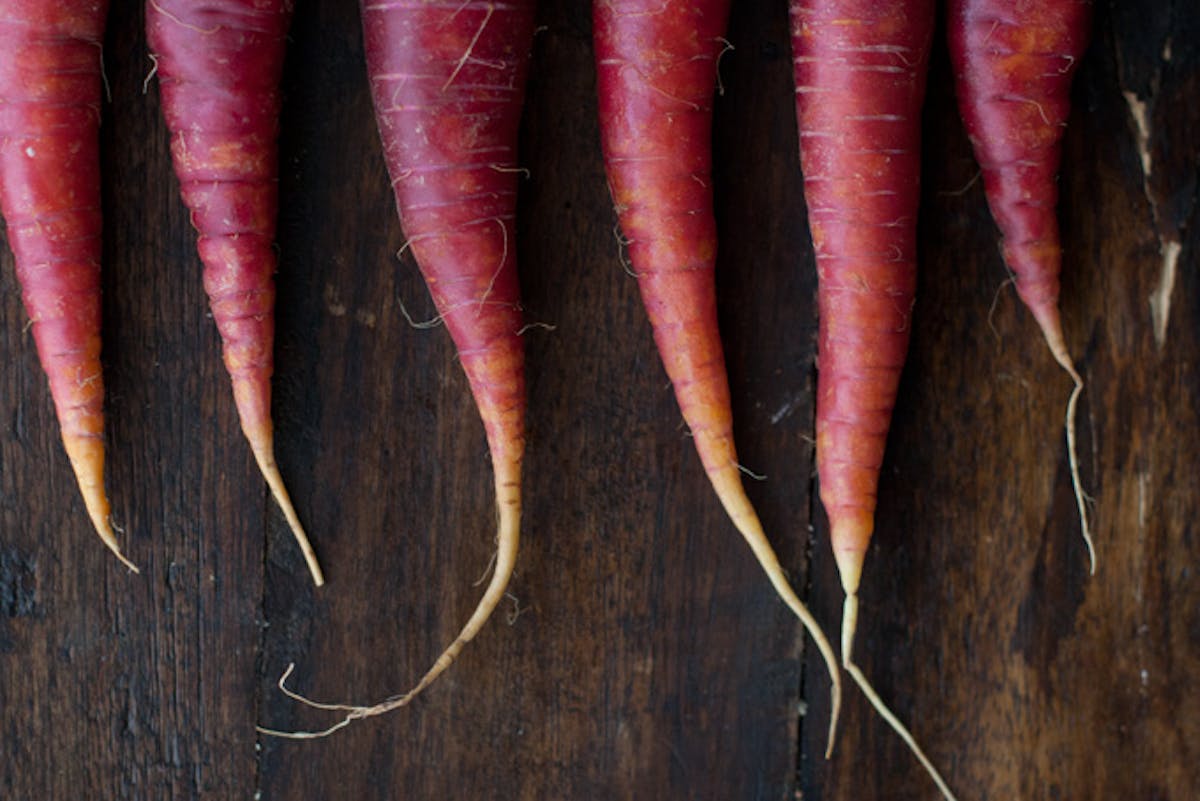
146, 0, 323, 586
260, 0, 533, 737
0, 0, 136, 571
593, 0, 843, 751
790, 0, 956, 795
948, 0, 1093, 570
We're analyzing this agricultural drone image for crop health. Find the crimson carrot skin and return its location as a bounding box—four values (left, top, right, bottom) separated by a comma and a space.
146, 0, 324, 586
593, 0, 843, 751
948, 0, 1093, 568
260, 0, 533, 738
790, 1, 956, 796
791, 0, 930, 602
359, 0, 531, 708
0, 0, 135, 570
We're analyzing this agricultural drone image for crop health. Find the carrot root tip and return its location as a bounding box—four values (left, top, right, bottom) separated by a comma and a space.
101, 536, 140, 574
842, 594, 959, 801
1037, 318, 1094, 574
1062, 365, 1095, 575
259, 482, 521, 739
86, 507, 138, 573
250, 443, 325, 587
709, 471, 843, 758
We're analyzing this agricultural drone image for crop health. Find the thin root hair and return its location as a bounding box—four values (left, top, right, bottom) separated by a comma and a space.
489, 163, 531, 178
736, 462, 767, 482
612, 223, 640, 277
516, 321, 557, 336
476, 217, 509, 315
395, 231, 436, 261
442, 3, 495, 92
714, 37, 734, 96
504, 591, 527, 625
987, 276, 1016, 342
397, 293, 444, 330
97, 43, 111, 103
149, 0, 222, 35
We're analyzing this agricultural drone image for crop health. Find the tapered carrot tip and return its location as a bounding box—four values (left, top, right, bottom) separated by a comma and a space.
258, 459, 522, 739
708, 467, 843, 758
1027, 303, 1094, 574
829, 514, 871, 597
830, 516, 958, 799
62, 435, 138, 573
842, 594, 959, 801
245, 426, 324, 587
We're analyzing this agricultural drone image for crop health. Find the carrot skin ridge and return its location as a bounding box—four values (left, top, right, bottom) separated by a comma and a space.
791, 1, 958, 795
146, 0, 324, 587
258, 0, 533, 737
948, 0, 1094, 570
0, 0, 136, 571
791, 0, 932, 593
594, 0, 843, 754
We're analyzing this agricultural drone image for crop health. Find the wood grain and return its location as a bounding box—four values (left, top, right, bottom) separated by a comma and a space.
0, 1, 1195, 799
0, 1, 266, 797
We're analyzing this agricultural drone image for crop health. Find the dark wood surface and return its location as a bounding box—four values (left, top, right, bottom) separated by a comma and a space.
0, 1, 1196, 799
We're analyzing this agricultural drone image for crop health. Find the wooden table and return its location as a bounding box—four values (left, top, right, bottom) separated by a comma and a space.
2, 1, 1196, 798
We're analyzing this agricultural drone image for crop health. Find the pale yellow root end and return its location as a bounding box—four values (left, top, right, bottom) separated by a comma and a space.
85, 505, 140, 575
1064, 370, 1093, 574
829, 513, 870, 599
710, 468, 843, 758
1041, 314, 1099, 575
63, 437, 138, 573
842, 594, 959, 801
1040, 325, 1094, 574
258, 463, 521, 739
249, 439, 324, 588
834, 548, 863, 598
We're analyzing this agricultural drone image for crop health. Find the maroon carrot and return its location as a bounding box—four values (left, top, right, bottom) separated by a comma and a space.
0, 0, 136, 570
949, 0, 1093, 570
593, 0, 843, 751
790, 0, 957, 795
146, 0, 323, 586
260, 0, 533, 737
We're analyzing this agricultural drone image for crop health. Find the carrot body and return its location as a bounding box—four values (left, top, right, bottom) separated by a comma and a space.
147, 0, 323, 585
0, 0, 135, 570
791, 0, 931, 598
259, 0, 533, 736
948, 0, 1089, 351
790, 2, 956, 796
594, 0, 842, 750
948, 0, 1093, 566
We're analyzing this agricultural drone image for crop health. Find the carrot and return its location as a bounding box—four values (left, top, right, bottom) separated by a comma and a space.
594, 0, 843, 753
0, 0, 136, 571
948, 0, 1093, 570
790, 1, 957, 796
259, 0, 533, 738
146, 0, 324, 586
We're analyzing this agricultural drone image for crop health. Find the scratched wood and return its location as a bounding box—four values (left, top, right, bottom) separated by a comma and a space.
0, 0, 1196, 799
